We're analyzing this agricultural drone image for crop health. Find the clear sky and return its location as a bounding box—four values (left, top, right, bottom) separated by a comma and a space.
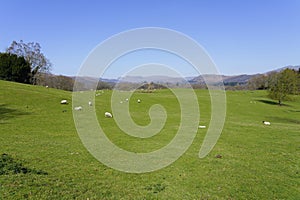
1, 0, 299, 78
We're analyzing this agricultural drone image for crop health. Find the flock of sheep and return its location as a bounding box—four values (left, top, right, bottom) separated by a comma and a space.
60, 93, 142, 119
60, 91, 271, 127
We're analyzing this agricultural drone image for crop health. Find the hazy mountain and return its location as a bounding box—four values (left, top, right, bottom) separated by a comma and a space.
100, 78, 119, 83
118, 75, 188, 84
72, 65, 299, 87
189, 74, 256, 85
190, 65, 299, 85
269, 65, 300, 73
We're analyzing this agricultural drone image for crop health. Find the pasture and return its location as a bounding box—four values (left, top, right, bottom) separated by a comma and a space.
0, 80, 299, 199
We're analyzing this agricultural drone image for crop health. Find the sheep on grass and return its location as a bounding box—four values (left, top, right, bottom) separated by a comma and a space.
105, 112, 112, 118
262, 121, 270, 125
74, 106, 82, 111
60, 100, 68, 104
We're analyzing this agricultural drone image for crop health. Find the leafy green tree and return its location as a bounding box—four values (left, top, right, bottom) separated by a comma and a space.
6, 40, 52, 84
268, 69, 298, 105
0, 53, 31, 83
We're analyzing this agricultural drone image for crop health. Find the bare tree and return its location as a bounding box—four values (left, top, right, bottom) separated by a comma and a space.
248, 74, 268, 90
6, 40, 52, 84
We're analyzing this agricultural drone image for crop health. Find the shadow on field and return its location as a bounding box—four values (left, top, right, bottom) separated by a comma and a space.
257, 99, 290, 107
0, 104, 30, 123
289, 109, 300, 112
267, 116, 300, 124
0, 153, 48, 175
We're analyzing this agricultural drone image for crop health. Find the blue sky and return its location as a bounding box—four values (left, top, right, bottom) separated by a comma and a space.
1, 0, 299, 78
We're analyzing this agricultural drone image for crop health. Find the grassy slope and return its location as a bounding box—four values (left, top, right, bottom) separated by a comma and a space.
0, 80, 299, 199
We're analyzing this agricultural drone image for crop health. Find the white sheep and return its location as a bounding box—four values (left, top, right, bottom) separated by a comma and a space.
45, 85, 49, 88
74, 106, 82, 111
125, 98, 129, 102
105, 112, 112, 118
88, 101, 92, 106
61, 100, 68, 104
137, 99, 141, 103
262, 121, 270, 125
198, 125, 206, 129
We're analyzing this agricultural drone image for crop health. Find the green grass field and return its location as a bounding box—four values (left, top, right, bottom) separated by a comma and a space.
0, 80, 299, 199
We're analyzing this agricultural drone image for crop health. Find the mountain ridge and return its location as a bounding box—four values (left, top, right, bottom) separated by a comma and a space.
73, 65, 300, 85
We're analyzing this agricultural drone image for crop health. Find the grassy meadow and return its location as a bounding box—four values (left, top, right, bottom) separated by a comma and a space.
0, 80, 299, 199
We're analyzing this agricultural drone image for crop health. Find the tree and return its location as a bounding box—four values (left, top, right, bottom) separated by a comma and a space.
6, 40, 52, 84
268, 69, 298, 105
0, 53, 31, 83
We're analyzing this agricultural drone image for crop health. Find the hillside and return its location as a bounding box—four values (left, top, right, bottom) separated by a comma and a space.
1, 80, 299, 199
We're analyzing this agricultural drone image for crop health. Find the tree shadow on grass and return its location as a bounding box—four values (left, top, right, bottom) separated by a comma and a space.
0, 153, 48, 175
0, 104, 30, 123
256, 99, 290, 107
288, 109, 300, 112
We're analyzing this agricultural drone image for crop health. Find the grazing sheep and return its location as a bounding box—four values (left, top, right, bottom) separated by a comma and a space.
74, 106, 82, 111
137, 99, 141, 103
61, 100, 68, 104
262, 121, 270, 125
198, 125, 206, 129
88, 101, 92, 106
45, 85, 49, 88
125, 98, 129, 102
105, 112, 112, 118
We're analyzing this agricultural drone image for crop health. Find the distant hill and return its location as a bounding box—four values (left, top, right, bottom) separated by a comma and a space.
189, 74, 256, 85
71, 65, 299, 87
118, 75, 188, 84
268, 65, 300, 73
190, 65, 299, 86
